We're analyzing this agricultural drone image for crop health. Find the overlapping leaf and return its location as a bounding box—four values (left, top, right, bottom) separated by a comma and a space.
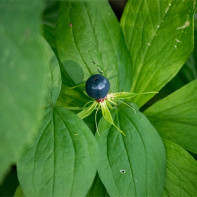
17, 46, 98, 197
163, 140, 197, 197
56, 0, 133, 93
0, 1, 48, 181
145, 79, 197, 154
18, 108, 98, 197
121, 0, 196, 107
96, 106, 166, 197
153, 12, 197, 99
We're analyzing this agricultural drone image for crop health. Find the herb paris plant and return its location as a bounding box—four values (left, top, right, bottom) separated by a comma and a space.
0, 0, 196, 196
18, 0, 197, 196
77, 74, 157, 135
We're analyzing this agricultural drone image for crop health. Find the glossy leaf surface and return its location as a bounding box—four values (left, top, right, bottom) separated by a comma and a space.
145, 79, 197, 154
56, 0, 132, 92
153, 12, 197, 100
121, 0, 195, 107
17, 53, 98, 196
163, 140, 197, 197
96, 106, 166, 196
17, 108, 98, 197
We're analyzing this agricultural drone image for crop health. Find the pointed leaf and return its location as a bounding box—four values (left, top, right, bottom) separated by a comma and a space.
96, 106, 166, 196
0, 1, 50, 181
145, 79, 197, 154
121, 0, 196, 107
17, 107, 98, 197
154, 12, 197, 97
163, 140, 197, 197
56, 0, 132, 92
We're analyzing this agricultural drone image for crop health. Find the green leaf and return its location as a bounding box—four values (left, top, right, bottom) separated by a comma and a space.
86, 174, 109, 197
108, 91, 158, 100
145, 79, 197, 154
43, 47, 62, 107
180, 54, 197, 82
56, 0, 132, 92
152, 53, 197, 102
17, 48, 98, 196
159, 11, 197, 97
14, 186, 24, 197
96, 106, 166, 196
155, 13, 197, 99
121, 0, 196, 107
42, 1, 60, 50
17, 107, 98, 197
0, 1, 49, 181
162, 140, 197, 197
56, 84, 89, 108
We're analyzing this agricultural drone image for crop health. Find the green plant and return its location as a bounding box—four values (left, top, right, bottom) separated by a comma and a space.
0, 0, 197, 196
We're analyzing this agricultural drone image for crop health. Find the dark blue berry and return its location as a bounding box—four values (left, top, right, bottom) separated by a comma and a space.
85, 74, 110, 99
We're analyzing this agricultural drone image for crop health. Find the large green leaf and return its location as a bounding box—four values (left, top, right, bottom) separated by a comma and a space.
145, 79, 197, 154
121, 0, 195, 107
0, 1, 49, 181
56, 0, 132, 93
96, 106, 166, 196
163, 140, 197, 197
17, 51, 98, 196
151, 53, 197, 103
17, 107, 98, 197
152, 12, 197, 101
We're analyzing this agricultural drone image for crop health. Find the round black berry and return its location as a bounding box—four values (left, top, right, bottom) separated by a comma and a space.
85, 74, 110, 99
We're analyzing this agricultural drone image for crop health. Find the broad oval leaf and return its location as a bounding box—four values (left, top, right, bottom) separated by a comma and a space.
121, 0, 196, 107
96, 106, 166, 197
145, 79, 197, 154
163, 140, 197, 197
0, 1, 49, 181
56, 0, 132, 92
17, 107, 98, 197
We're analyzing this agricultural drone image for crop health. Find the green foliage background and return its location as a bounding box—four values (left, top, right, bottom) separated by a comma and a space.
0, 0, 197, 196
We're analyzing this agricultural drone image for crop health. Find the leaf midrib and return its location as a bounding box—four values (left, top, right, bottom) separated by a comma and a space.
130, 0, 173, 92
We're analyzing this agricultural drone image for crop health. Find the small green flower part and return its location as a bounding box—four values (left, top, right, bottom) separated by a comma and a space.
77, 74, 157, 135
